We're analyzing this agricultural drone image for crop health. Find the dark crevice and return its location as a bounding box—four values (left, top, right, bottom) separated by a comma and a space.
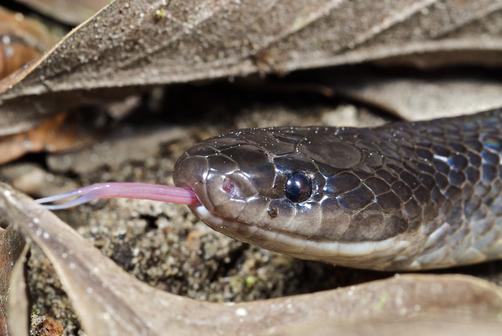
138, 214, 163, 232
1, 0, 74, 30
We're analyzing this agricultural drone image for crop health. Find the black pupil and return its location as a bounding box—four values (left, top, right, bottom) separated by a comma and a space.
285, 172, 312, 203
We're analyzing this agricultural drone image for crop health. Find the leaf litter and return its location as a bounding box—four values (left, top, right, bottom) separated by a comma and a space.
1, 0, 502, 335
3, 0, 502, 135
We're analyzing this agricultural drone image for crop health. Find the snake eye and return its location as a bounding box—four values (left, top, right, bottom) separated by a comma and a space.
285, 172, 312, 203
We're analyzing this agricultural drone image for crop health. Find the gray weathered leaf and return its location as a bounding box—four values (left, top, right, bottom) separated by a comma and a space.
0, 203, 25, 336
3, 0, 502, 135
3, 183, 502, 335
268, 318, 502, 336
0, 163, 78, 197
315, 69, 502, 120
0, 223, 25, 335
6, 246, 29, 336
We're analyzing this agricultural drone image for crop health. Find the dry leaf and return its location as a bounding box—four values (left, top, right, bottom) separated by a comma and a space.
0, 6, 57, 80
336, 75, 502, 121
306, 68, 502, 120
3, 0, 502, 135
0, 221, 26, 336
0, 112, 98, 165
2, 183, 502, 335
6, 245, 29, 336
14, 0, 111, 25
0, 163, 78, 197
0, 6, 62, 136
270, 319, 502, 336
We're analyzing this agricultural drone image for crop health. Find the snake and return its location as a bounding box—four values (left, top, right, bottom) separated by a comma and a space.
38, 109, 502, 271
173, 109, 502, 271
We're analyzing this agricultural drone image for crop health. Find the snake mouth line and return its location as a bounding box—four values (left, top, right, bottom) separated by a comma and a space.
192, 204, 411, 260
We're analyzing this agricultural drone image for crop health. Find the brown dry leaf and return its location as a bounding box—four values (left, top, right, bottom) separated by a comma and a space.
3, 0, 502, 135
2, 183, 502, 336
31, 317, 64, 336
0, 6, 62, 136
0, 6, 58, 80
14, 0, 111, 25
0, 112, 98, 165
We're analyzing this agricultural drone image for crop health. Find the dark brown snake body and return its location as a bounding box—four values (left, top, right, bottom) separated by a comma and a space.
174, 110, 502, 270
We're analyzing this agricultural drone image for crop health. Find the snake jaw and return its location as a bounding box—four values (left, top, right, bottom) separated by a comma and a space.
192, 200, 415, 270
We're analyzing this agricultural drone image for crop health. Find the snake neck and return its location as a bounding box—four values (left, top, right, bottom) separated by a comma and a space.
371, 110, 502, 269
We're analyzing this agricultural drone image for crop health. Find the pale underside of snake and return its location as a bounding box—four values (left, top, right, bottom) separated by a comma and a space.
37, 109, 502, 271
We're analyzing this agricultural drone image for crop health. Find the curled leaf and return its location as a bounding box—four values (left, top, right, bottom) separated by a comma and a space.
0, 6, 62, 136
0, 215, 26, 336
269, 318, 502, 336
2, 183, 502, 335
310, 68, 502, 120
0, 7, 58, 80
3, 0, 502, 134
6, 245, 29, 336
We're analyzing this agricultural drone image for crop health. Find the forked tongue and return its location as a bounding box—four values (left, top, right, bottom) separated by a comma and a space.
36, 182, 198, 210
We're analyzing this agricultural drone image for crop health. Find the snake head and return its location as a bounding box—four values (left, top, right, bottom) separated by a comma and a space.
173, 130, 279, 237
174, 127, 417, 270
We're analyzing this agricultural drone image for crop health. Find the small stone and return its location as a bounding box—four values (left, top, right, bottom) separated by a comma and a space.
235, 307, 248, 317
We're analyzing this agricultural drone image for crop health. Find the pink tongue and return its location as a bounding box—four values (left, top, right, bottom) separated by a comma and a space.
36, 182, 199, 210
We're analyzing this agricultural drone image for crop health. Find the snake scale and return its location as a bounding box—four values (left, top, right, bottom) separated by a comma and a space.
173, 110, 502, 271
